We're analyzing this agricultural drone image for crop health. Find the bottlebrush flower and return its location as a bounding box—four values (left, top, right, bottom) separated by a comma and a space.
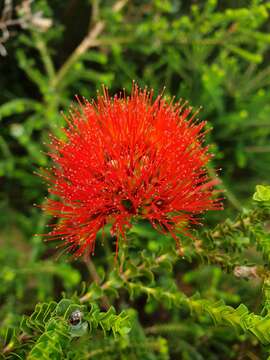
42, 85, 221, 257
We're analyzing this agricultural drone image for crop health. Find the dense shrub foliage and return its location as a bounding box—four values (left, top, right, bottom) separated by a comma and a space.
0, 0, 270, 359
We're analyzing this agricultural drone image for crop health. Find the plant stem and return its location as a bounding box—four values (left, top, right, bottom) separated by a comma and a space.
33, 32, 55, 80
52, 0, 128, 89
79, 253, 171, 303
145, 323, 189, 334
83, 254, 110, 309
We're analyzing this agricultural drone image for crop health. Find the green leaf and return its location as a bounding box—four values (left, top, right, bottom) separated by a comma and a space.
69, 321, 89, 338
226, 45, 263, 64
0, 99, 42, 120
253, 185, 270, 202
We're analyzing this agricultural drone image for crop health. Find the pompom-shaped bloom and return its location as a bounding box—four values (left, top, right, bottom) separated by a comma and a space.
43, 86, 221, 257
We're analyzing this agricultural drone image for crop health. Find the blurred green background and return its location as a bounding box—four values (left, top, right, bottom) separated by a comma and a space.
1, 0, 270, 358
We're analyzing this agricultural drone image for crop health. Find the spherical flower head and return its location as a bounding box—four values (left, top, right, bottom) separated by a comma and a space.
43, 85, 222, 258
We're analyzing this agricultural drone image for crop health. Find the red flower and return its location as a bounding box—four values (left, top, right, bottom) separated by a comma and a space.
43, 85, 221, 257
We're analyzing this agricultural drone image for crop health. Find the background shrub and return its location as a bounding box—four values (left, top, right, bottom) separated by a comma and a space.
0, 0, 270, 358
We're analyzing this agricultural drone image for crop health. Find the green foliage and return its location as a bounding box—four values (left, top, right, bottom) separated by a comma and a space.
1, 0, 270, 358
1, 189, 270, 358
254, 185, 270, 203
1, 299, 131, 359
